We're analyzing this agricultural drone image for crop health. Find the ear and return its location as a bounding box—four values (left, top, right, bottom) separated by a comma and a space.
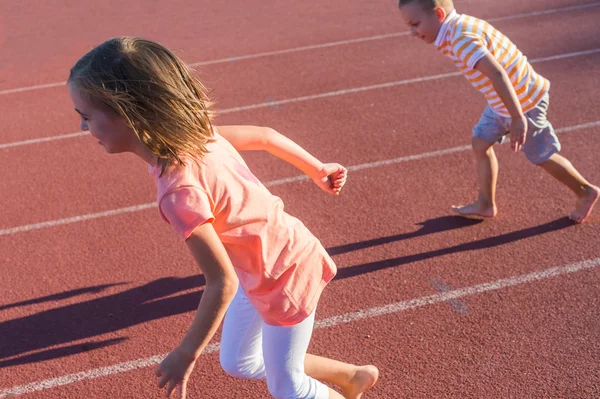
434, 6, 447, 22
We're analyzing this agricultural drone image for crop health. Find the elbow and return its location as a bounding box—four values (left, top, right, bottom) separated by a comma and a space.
258, 127, 277, 147
222, 276, 239, 299
494, 69, 508, 83
488, 70, 509, 90
218, 274, 239, 301
244, 126, 276, 150
204, 273, 238, 302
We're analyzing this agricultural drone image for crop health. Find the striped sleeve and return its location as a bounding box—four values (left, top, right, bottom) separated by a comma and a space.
452, 32, 489, 69
451, 17, 490, 70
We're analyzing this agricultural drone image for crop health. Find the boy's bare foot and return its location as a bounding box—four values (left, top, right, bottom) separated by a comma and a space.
342, 365, 379, 399
451, 201, 497, 219
569, 185, 600, 223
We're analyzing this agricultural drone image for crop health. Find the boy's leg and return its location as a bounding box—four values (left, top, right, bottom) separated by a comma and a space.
538, 154, 599, 222
262, 311, 378, 399
452, 106, 503, 218
451, 137, 499, 217
522, 94, 599, 223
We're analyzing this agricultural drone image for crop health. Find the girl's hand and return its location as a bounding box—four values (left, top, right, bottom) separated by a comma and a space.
155, 346, 196, 398
312, 163, 348, 195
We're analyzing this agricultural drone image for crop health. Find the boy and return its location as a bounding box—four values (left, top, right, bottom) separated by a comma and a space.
397, 0, 599, 222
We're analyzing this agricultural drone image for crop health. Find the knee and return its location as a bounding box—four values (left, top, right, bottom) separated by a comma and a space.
267, 376, 313, 399
219, 355, 246, 379
220, 353, 264, 380
267, 383, 301, 399
471, 137, 495, 158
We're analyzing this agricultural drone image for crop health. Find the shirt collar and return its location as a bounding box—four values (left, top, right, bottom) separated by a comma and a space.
434, 9, 459, 48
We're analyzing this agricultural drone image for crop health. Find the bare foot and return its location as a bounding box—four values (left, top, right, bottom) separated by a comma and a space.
450, 200, 497, 219
569, 185, 600, 223
342, 365, 379, 399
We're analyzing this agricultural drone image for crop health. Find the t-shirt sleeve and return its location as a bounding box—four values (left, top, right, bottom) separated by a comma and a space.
158, 186, 215, 240
452, 32, 489, 69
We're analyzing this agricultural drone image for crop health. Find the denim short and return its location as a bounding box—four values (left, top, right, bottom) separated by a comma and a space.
472, 93, 561, 164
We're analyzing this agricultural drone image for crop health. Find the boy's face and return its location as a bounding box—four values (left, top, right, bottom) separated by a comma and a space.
398, 3, 445, 44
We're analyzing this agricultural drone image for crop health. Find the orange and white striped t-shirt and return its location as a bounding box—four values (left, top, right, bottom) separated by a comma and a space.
435, 9, 550, 117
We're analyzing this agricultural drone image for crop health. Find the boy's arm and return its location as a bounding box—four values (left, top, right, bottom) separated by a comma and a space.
216, 125, 347, 195
155, 222, 238, 397
473, 53, 528, 152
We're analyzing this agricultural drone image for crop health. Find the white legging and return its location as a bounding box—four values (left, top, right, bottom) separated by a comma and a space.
219, 287, 329, 399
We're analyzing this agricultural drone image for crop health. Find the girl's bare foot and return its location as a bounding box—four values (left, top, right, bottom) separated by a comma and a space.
451, 200, 497, 219
569, 185, 600, 223
342, 365, 379, 399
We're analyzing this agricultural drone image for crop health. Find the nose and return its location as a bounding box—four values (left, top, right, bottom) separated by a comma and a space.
410, 26, 418, 37
80, 120, 89, 131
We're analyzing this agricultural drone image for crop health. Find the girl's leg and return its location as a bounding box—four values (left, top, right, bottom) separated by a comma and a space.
304, 355, 378, 399
219, 287, 266, 379
262, 311, 331, 398
262, 312, 378, 399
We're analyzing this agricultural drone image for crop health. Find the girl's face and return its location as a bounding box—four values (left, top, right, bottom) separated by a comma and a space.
68, 82, 137, 154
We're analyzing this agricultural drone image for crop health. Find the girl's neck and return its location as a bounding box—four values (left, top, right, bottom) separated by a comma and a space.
132, 141, 158, 167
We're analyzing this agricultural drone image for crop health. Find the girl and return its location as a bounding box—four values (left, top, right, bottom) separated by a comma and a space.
67, 37, 378, 399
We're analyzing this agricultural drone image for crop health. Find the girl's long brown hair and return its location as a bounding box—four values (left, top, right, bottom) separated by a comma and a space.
68, 37, 215, 174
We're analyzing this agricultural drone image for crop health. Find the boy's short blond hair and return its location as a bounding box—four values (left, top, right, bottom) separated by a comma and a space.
398, 0, 453, 13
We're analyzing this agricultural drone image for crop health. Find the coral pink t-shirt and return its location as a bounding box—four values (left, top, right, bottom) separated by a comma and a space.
148, 131, 337, 326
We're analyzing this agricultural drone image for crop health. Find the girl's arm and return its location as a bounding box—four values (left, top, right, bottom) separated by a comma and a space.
216, 125, 347, 195
155, 222, 238, 398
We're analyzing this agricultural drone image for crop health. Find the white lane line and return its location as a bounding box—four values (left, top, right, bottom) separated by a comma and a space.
2, 256, 598, 398
315, 257, 600, 328
532, 48, 600, 63
190, 32, 410, 67
191, 1, 600, 67
428, 278, 470, 315
1, 2, 598, 97
218, 72, 462, 114
554, 120, 600, 134
0, 343, 219, 399
0, 204, 158, 236
3, 46, 599, 150
214, 48, 600, 114
0, 31, 405, 96
487, 1, 600, 22
0, 82, 66, 96
0, 132, 88, 150
0, 120, 598, 237
255, 119, 600, 183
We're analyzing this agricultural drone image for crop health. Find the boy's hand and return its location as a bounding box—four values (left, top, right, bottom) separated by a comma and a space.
155, 346, 196, 398
472, 54, 528, 153
509, 115, 527, 152
312, 163, 348, 195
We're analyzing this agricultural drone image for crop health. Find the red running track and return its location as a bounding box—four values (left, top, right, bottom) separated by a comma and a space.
1, 1, 599, 398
